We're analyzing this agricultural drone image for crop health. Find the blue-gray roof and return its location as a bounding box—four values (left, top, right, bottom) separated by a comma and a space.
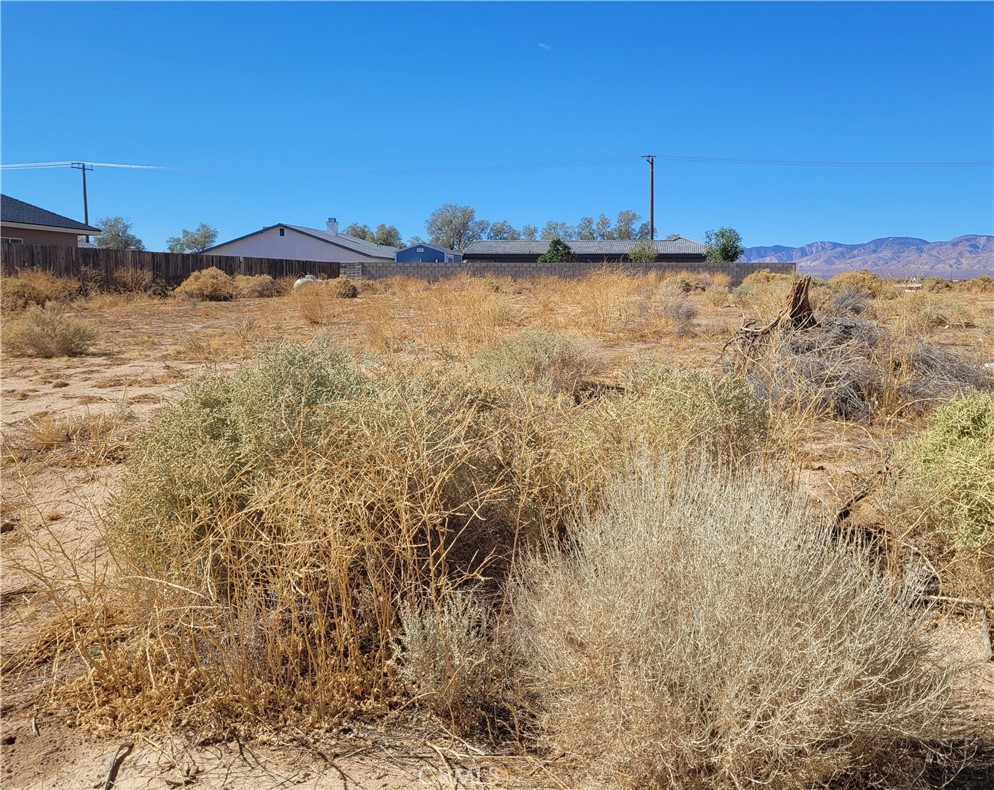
463, 237, 707, 256
1, 194, 101, 234
285, 225, 399, 258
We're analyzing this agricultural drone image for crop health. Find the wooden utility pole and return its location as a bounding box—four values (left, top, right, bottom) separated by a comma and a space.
71, 162, 93, 241
642, 154, 656, 239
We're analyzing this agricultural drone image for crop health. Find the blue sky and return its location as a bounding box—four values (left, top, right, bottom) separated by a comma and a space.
2, 1, 992, 251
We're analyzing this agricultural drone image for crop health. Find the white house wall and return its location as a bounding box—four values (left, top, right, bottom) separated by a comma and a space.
208, 227, 388, 262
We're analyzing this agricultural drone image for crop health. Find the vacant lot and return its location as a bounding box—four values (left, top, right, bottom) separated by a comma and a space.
2, 270, 993, 789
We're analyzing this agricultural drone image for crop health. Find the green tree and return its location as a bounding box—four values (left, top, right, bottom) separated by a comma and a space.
372, 224, 403, 247
612, 210, 642, 240
486, 220, 520, 241
538, 238, 574, 263
425, 203, 488, 251
576, 216, 596, 240
95, 217, 144, 251
595, 214, 613, 240
540, 220, 575, 241
521, 224, 539, 241
627, 239, 658, 264
166, 222, 218, 253
704, 227, 745, 263
343, 222, 373, 240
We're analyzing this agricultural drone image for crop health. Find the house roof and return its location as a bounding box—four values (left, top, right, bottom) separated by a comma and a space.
0, 194, 101, 234
463, 237, 707, 256
284, 225, 399, 258
202, 222, 399, 260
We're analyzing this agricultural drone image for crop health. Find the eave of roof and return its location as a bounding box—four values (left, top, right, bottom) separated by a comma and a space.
0, 194, 101, 234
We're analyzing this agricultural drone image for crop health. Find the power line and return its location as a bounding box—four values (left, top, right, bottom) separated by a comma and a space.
1, 161, 171, 170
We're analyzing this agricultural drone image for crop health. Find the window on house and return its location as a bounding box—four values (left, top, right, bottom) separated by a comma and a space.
1, 237, 24, 244
417, 247, 425, 252
279, 228, 285, 236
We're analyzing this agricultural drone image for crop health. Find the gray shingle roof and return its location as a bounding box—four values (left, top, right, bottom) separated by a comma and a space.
286, 225, 399, 258
1, 194, 101, 234
463, 237, 707, 256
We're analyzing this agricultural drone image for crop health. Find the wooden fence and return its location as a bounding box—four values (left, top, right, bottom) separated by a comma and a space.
0, 245, 340, 287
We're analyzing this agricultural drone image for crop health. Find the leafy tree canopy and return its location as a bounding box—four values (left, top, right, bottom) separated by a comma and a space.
425, 203, 488, 251
486, 220, 520, 241
704, 227, 745, 263
95, 216, 144, 251
540, 221, 576, 241
166, 222, 218, 253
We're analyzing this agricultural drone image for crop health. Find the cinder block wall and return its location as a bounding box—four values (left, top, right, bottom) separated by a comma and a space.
342, 260, 796, 285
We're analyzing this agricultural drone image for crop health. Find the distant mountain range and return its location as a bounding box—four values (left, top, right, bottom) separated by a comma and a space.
741, 235, 993, 279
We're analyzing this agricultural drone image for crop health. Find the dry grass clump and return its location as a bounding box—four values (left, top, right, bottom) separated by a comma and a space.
741, 316, 989, 421
830, 269, 889, 296
110, 266, 162, 295
954, 274, 994, 294
1, 410, 133, 468
331, 275, 359, 299
173, 266, 236, 301
469, 330, 596, 399
403, 274, 516, 354
232, 274, 280, 298
882, 290, 974, 335
2, 303, 96, 357
662, 297, 698, 335
1, 268, 81, 311
511, 460, 975, 790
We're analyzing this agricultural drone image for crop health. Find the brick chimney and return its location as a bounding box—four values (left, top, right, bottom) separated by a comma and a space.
326, 217, 338, 235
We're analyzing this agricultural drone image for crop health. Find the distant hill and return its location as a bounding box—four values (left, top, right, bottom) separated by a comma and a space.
741, 235, 993, 279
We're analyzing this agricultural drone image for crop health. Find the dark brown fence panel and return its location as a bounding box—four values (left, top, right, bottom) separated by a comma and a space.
0, 245, 341, 287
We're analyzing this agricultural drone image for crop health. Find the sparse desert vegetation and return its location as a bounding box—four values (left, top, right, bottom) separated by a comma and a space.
2, 267, 993, 788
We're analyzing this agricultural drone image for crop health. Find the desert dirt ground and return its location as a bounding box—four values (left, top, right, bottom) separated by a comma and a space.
2, 280, 992, 789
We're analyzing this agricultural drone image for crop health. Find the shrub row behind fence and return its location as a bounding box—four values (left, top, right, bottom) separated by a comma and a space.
0, 245, 341, 288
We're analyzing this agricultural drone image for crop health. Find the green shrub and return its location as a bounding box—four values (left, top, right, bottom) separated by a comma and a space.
174, 266, 236, 301
887, 393, 994, 552
2, 303, 96, 357
511, 460, 970, 789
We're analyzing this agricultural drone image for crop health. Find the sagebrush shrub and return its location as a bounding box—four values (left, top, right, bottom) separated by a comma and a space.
2, 303, 96, 357
391, 591, 498, 734
511, 460, 970, 790
174, 266, 235, 301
